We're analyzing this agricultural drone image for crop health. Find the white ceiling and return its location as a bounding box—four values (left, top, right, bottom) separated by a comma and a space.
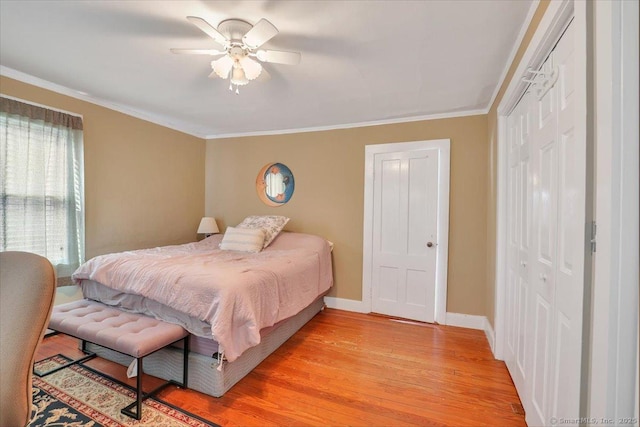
0, 0, 534, 139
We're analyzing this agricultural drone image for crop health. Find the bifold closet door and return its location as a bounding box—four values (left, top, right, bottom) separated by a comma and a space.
505, 20, 586, 427
535, 20, 586, 426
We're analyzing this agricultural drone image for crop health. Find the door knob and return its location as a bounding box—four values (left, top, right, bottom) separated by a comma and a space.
427, 242, 434, 248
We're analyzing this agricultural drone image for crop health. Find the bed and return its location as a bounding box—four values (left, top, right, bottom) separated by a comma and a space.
71, 228, 333, 397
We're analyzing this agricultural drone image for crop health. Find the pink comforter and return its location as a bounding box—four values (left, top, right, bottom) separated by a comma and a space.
72, 232, 333, 362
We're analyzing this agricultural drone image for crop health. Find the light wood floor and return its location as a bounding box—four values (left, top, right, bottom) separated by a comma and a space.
36, 308, 526, 426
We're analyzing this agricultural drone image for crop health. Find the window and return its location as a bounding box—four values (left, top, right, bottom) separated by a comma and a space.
0, 97, 85, 277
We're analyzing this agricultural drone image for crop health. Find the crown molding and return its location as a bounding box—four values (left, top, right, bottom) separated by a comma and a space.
2, 65, 490, 141
204, 108, 488, 140
0, 66, 208, 138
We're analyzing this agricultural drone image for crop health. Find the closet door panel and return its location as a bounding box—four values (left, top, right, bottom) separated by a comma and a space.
507, 18, 584, 427
529, 54, 558, 427
505, 95, 529, 403
550, 21, 584, 423
517, 93, 533, 383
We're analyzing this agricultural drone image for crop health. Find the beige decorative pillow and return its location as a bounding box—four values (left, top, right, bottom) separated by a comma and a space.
219, 226, 265, 253
236, 215, 290, 249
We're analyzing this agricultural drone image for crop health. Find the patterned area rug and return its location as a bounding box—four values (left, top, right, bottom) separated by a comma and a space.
30, 355, 218, 427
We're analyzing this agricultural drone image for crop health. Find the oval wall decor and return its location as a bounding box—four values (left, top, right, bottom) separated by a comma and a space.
256, 162, 295, 206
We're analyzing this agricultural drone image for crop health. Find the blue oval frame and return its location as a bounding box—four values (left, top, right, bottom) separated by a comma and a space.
257, 163, 295, 206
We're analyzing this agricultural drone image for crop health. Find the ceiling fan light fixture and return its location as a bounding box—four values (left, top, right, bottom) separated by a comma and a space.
174, 16, 301, 93
211, 55, 233, 79
230, 67, 249, 86
239, 56, 262, 80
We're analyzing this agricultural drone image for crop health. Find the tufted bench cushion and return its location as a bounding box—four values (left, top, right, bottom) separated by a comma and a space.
49, 299, 188, 358
44, 299, 189, 420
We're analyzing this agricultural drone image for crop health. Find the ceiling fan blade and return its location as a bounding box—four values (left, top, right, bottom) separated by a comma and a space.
242, 18, 278, 49
186, 16, 227, 47
208, 70, 219, 79
170, 48, 225, 56
256, 49, 301, 65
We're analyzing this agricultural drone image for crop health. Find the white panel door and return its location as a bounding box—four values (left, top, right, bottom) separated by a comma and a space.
505, 90, 534, 406
528, 21, 584, 427
547, 22, 585, 425
371, 149, 438, 322
530, 51, 558, 426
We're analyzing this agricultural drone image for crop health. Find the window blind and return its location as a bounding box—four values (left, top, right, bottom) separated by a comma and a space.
0, 97, 85, 277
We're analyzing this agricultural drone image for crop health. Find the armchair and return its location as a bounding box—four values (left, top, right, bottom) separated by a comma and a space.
0, 252, 56, 427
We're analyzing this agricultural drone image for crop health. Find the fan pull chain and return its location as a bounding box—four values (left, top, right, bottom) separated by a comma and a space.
227, 75, 240, 94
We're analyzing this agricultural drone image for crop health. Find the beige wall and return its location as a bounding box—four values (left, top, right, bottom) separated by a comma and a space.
485, 1, 551, 326
1, 76, 205, 261
0, 75, 492, 317
206, 115, 489, 316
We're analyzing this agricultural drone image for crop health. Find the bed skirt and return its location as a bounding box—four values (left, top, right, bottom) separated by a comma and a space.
84, 296, 326, 397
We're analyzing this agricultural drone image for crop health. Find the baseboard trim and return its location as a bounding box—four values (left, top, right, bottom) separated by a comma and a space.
323, 296, 369, 313
444, 312, 487, 330
484, 318, 496, 355
322, 301, 491, 331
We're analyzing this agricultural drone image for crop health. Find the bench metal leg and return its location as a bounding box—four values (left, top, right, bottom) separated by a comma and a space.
137, 357, 143, 418
34, 339, 97, 377
120, 336, 189, 421
121, 357, 144, 420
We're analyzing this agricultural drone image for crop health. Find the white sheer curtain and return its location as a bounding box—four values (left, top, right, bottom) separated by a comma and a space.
0, 97, 85, 277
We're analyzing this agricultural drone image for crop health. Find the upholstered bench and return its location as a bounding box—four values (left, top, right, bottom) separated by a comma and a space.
38, 299, 189, 420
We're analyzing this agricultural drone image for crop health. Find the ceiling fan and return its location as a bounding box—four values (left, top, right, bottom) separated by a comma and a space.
171, 16, 301, 94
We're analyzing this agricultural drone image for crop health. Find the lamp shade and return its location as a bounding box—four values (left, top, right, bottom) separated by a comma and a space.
230, 67, 250, 86
211, 56, 233, 79
197, 217, 219, 234
239, 56, 262, 80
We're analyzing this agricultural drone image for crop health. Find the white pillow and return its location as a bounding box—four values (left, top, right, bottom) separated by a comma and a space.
236, 215, 290, 249
219, 226, 265, 253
